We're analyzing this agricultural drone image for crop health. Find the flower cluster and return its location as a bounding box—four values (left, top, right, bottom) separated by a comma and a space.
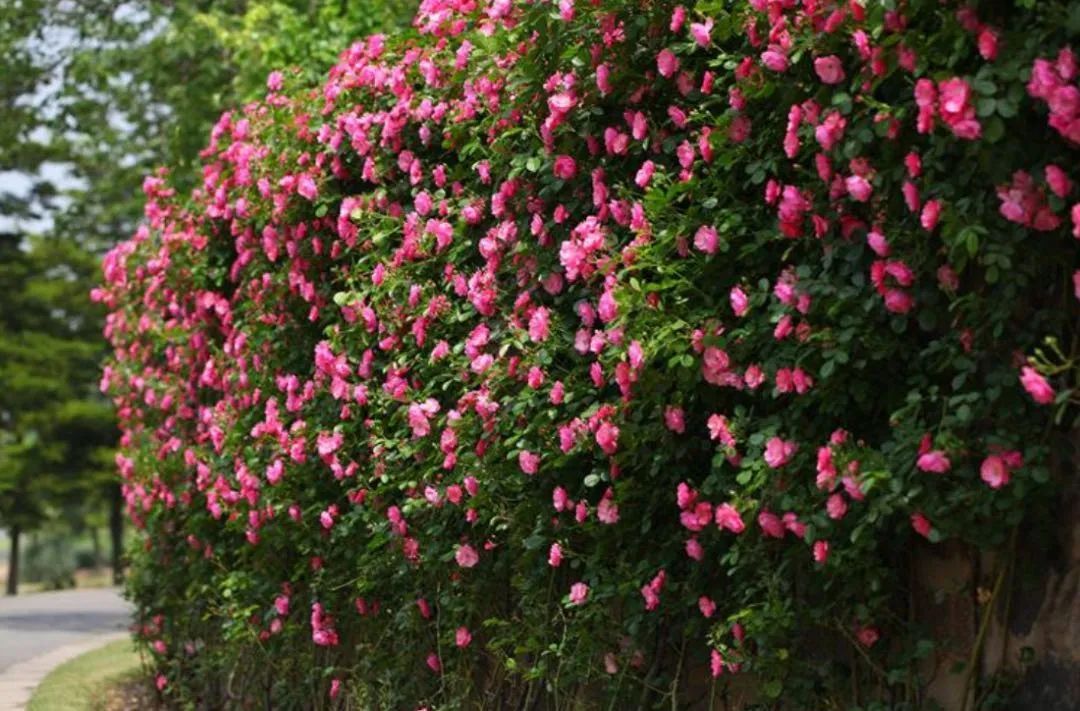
97, 0, 1076, 707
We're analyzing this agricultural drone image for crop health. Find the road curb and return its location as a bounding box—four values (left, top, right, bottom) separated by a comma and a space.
0, 632, 129, 710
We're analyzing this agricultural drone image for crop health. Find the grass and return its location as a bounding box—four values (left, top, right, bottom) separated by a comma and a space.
28, 639, 146, 711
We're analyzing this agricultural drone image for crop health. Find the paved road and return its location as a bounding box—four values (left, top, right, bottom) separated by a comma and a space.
0, 588, 131, 672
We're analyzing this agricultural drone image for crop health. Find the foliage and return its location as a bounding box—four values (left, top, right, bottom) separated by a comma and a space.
99, 0, 1078, 708
1, 0, 408, 590
0, 232, 112, 572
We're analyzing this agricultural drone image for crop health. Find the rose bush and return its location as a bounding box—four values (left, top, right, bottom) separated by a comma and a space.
95, 0, 1079, 708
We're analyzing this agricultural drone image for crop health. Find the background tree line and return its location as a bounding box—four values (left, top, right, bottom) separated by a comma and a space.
0, 0, 410, 594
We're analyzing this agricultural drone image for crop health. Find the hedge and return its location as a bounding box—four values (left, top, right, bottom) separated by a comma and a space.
95, 0, 1079, 708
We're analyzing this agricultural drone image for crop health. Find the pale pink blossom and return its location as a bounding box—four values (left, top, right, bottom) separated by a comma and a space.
730, 286, 749, 316
694, 225, 718, 254
455, 544, 479, 568
569, 582, 589, 605
916, 451, 951, 474
596, 421, 620, 455
664, 406, 686, 434
715, 503, 745, 533
690, 19, 713, 47
764, 436, 797, 468
519, 450, 540, 475
548, 542, 563, 567
826, 493, 847, 520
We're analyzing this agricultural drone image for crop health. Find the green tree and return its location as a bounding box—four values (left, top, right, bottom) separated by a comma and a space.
0, 0, 411, 591
0, 233, 108, 594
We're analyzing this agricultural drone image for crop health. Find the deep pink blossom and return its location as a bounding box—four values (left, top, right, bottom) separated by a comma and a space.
1020, 366, 1055, 404
757, 511, 785, 539
553, 155, 577, 180
911, 512, 933, 538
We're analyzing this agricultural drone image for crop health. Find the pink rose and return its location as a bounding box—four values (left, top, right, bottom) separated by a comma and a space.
714, 503, 745, 533
758, 511, 786, 539
911, 512, 933, 539
1045, 164, 1071, 198
764, 436, 797, 468
690, 19, 713, 47
518, 450, 540, 475
596, 421, 620, 455
634, 160, 655, 188
916, 451, 951, 474
553, 155, 577, 180
657, 49, 680, 78
979, 455, 1010, 489
694, 225, 719, 254
826, 493, 848, 520
569, 582, 589, 605
920, 199, 941, 230
548, 543, 563, 567
1020, 366, 1055, 404
845, 174, 873, 202
978, 29, 999, 61
813, 55, 845, 84
528, 306, 550, 342
730, 286, 749, 317
664, 406, 686, 434
761, 47, 789, 72
455, 544, 479, 568
856, 626, 880, 648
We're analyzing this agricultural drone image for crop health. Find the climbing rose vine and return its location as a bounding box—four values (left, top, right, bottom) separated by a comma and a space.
96, 0, 1078, 707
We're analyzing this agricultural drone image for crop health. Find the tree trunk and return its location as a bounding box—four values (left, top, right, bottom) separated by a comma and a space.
90, 526, 101, 568
109, 485, 124, 585
6, 526, 20, 596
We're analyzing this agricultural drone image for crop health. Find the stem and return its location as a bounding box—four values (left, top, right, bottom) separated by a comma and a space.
670, 636, 687, 711
974, 531, 1018, 710
960, 537, 1011, 711
835, 621, 890, 684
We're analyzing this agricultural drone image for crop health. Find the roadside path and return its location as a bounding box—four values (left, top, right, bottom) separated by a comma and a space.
0, 588, 131, 709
